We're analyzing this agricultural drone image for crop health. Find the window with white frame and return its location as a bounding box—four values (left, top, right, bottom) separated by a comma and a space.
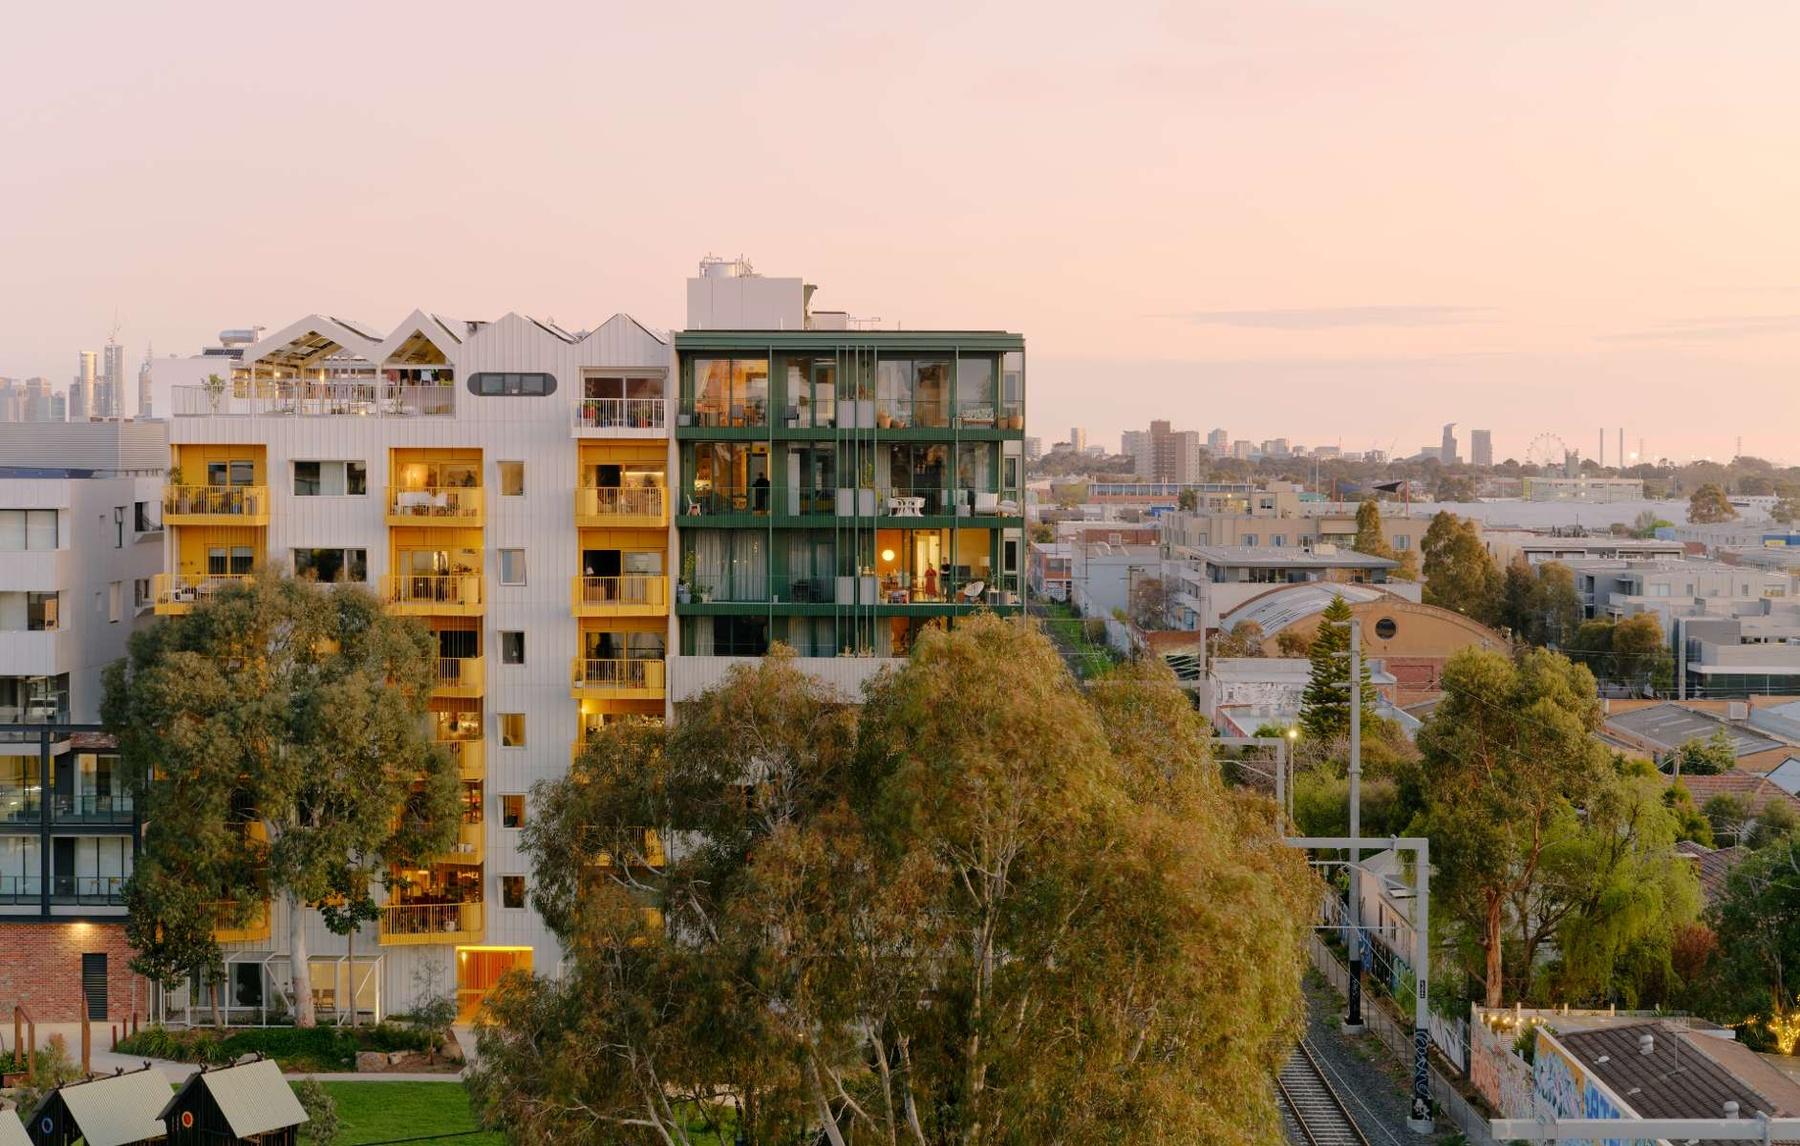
499, 549, 526, 585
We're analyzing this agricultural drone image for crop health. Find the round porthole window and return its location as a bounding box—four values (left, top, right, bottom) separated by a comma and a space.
1374, 617, 1397, 639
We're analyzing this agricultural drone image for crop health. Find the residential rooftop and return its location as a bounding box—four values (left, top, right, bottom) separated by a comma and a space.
1180, 544, 1398, 569
1605, 703, 1786, 756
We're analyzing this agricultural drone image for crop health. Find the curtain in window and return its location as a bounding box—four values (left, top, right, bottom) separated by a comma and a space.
733, 533, 767, 600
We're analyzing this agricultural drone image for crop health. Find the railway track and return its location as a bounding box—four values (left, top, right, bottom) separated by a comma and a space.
1277, 1039, 1370, 1146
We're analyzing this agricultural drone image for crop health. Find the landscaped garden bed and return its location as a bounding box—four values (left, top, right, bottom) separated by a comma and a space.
114, 1022, 460, 1073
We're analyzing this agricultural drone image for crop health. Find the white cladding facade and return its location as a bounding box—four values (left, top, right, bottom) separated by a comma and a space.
164, 311, 674, 1018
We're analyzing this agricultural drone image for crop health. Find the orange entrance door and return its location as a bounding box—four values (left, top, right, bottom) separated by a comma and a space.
455, 947, 532, 1018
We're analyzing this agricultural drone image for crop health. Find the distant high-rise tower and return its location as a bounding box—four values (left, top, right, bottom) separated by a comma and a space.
49, 392, 66, 422
1069, 426, 1087, 453
1207, 427, 1229, 453
1441, 422, 1459, 465
138, 345, 154, 418
1470, 428, 1493, 467
69, 350, 96, 421
100, 340, 126, 419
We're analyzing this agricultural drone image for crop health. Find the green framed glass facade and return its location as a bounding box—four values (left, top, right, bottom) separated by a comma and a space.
674, 331, 1026, 658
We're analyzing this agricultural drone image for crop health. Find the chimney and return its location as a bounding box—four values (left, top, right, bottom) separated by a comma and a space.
1723, 1100, 1740, 1119
1638, 1032, 1654, 1056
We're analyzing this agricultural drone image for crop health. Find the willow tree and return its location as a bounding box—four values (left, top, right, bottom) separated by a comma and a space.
472, 620, 1312, 1145
105, 576, 458, 1027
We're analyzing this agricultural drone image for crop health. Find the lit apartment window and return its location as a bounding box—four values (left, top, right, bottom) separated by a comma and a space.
499, 549, 526, 585
500, 713, 526, 747
499, 631, 525, 664
501, 794, 525, 829
293, 548, 368, 583
500, 875, 526, 909
497, 462, 524, 497
293, 461, 368, 496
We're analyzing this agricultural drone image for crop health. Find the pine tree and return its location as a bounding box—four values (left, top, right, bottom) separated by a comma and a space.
1299, 595, 1376, 742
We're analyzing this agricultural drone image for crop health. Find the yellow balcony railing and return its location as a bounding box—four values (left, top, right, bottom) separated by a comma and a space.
571, 575, 668, 618
433, 656, 485, 698
212, 899, 272, 945
570, 656, 666, 700
378, 901, 483, 946
574, 485, 667, 528
437, 738, 484, 780
164, 484, 270, 525
381, 574, 484, 616
153, 573, 254, 615
452, 820, 484, 864
386, 486, 484, 526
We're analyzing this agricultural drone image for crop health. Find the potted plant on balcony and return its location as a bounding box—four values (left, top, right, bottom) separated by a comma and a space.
204, 372, 228, 412
677, 551, 695, 605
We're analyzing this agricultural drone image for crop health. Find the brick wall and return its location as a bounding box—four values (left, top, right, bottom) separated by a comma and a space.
0, 922, 144, 1023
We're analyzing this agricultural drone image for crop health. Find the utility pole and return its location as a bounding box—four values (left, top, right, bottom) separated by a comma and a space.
1344, 618, 1365, 1032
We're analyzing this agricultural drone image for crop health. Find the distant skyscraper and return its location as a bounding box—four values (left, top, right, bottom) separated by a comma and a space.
1470, 428, 1493, 467
1122, 429, 1150, 476
24, 378, 55, 423
1441, 422, 1459, 465
49, 393, 66, 422
69, 350, 96, 421
1207, 427, 1229, 453
0, 379, 20, 422
137, 346, 154, 418
1069, 426, 1087, 453
1023, 436, 1042, 463
100, 340, 126, 419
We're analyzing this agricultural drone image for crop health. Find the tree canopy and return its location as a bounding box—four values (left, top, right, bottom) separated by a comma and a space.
1351, 500, 1393, 558
103, 576, 458, 1026
1413, 648, 1619, 1005
1688, 483, 1738, 524
468, 618, 1313, 1145
1421, 511, 1501, 624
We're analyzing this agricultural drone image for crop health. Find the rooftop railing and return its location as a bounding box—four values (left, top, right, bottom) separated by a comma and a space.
172, 380, 455, 418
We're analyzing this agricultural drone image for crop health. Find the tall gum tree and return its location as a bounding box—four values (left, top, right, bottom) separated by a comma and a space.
105, 576, 457, 1027
472, 622, 1313, 1145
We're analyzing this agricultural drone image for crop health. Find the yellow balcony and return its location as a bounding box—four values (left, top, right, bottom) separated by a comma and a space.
213, 900, 272, 945
386, 485, 484, 526
571, 575, 668, 618
153, 573, 253, 615
433, 656, 484, 698
164, 484, 270, 526
379, 901, 484, 946
381, 573, 484, 616
437, 738, 484, 780
452, 820, 484, 864
570, 657, 666, 701
574, 485, 668, 528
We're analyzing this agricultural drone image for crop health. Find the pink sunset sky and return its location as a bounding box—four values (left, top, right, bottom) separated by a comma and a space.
3, 1, 1798, 463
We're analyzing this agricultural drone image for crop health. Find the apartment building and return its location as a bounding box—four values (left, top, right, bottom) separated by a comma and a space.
157, 307, 674, 1021
668, 258, 1027, 702
1163, 483, 1435, 555
1565, 558, 1793, 623
0, 421, 166, 1022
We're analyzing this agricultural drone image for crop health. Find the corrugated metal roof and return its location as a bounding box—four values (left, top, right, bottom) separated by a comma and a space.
1606, 703, 1783, 755
160, 1057, 308, 1138
44, 1067, 170, 1146
1558, 1021, 1800, 1124
0, 1110, 31, 1146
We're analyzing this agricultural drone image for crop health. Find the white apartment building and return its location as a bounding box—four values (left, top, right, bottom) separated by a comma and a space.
1, 421, 166, 1021
159, 308, 675, 1021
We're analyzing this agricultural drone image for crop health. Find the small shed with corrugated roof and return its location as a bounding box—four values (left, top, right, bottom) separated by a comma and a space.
0, 1110, 33, 1146
158, 1056, 307, 1146
23, 1065, 168, 1146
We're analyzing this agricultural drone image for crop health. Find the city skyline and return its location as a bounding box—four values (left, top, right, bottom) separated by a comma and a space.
4, 3, 1800, 460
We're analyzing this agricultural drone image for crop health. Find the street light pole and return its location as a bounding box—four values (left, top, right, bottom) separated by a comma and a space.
1345, 617, 1365, 1033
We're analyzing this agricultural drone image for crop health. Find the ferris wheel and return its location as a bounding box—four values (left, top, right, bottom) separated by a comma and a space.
1525, 433, 1569, 469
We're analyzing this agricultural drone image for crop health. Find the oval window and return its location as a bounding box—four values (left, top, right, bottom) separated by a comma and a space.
1374, 617, 1398, 640
467, 372, 557, 397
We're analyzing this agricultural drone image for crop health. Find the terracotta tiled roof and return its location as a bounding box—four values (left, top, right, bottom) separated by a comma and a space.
1673, 840, 1748, 902
1673, 772, 1800, 817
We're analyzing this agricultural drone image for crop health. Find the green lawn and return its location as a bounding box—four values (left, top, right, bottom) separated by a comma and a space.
316, 1081, 502, 1145
312, 1082, 735, 1144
